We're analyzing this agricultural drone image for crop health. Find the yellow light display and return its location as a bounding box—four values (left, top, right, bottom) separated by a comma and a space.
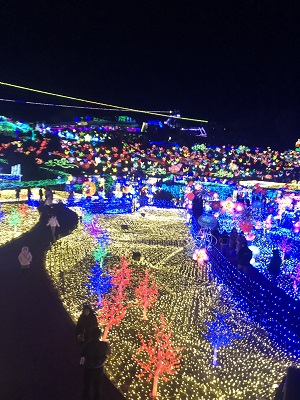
0, 203, 39, 246
44, 207, 296, 399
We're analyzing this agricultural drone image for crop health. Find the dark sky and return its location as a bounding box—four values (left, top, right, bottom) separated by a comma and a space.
0, 1, 300, 149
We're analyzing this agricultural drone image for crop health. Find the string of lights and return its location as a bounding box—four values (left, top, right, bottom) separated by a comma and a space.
0, 97, 173, 114
44, 207, 295, 399
0, 81, 208, 123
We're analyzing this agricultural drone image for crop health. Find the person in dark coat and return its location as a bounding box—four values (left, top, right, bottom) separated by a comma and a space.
237, 242, 252, 272
76, 305, 98, 345
27, 187, 32, 202
229, 227, 238, 255
15, 187, 21, 201
219, 231, 229, 255
80, 326, 111, 400
268, 249, 282, 283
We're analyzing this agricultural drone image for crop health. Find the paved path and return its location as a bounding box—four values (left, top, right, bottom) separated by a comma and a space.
0, 204, 125, 400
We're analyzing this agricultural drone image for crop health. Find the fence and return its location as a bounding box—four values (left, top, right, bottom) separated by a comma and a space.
190, 216, 300, 358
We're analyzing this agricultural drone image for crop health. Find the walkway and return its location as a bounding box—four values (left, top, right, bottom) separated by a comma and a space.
0, 203, 125, 400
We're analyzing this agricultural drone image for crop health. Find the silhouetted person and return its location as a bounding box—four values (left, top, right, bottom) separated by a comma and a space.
192, 194, 203, 220
80, 326, 111, 400
15, 187, 20, 201
39, 188, 43, 201
76, 305, 98, 346
268, 249, 282, 284
27, 187, 32, 202
219, 231, 229, 255
229, 227, 238, 255
236, 232, 247, 253
67, 190, 75, 203
237, 242, 252, 272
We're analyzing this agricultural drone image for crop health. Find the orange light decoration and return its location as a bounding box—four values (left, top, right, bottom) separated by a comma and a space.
18, 203, 29, 216
82, 181, 96, 196
96, 289, 129, 341
135, 269, 160, 320
133, 314, 183, 399
110, 256, 133, 295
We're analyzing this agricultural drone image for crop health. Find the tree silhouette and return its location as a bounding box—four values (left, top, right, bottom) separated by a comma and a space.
133, 314, 182, 398
135, 269, 160, 320
96, 289, 129, 341
205, 311, 241, 366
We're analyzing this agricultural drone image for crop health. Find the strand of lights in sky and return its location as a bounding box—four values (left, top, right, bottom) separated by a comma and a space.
0, 98, 173, 114
0, 81, 208, 123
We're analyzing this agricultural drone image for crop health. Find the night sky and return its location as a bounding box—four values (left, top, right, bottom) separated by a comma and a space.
1, 1, 300, 149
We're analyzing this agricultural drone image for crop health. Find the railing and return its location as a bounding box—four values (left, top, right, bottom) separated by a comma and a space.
190, 216, 300, 358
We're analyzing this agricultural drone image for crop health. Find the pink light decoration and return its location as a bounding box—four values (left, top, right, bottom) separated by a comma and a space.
186, 192, 195, 201
245, 233, 256, 241
293, 221, 300, 234
264, 215, 272, 230
292, 263, 300, 293
235, 203, 244, 213
239, 220, 253, 234
193, 248, 209, 265
220, 197, 235, 214
278, 237, 292, 261
255, 221, 262, 230
276, 196, 293, 218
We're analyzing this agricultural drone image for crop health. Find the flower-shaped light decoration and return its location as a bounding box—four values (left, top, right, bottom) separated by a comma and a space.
220, 197, 235, 214
239, 220, 253, 234
193, 248, 209, 265
169, 163, 182, 174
